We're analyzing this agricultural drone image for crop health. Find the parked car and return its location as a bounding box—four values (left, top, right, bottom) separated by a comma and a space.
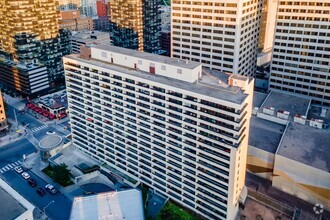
21, 172, 30, 180
46, 131, 56, 135
45, 184, 57, 194
27, 178, 37, 187
36, 187, 46, 196
14, 166, 23, 174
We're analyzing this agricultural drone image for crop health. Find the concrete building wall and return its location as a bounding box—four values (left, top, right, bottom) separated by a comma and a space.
171, 0, 263, 77
91, 47, 202, 83
59, 10, 81, 20
247, 146, 275, 180
269, 0, 330, 106
273, 155, 330, 210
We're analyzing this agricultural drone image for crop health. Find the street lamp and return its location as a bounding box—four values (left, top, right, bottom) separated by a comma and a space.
43, 200, 55, 215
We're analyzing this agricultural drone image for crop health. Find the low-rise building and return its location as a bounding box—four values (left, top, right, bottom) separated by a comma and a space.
70, 189, 144, 220
0, 179, 34, 220
0, 57, 49, 96
247, 91, 330, 211
71, 30, 110, 54
58, 10, 93, 31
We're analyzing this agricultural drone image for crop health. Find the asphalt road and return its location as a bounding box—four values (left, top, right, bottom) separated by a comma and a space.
0, 139, 36, 167
5, 104, 43, 130
2, 169, 72, 220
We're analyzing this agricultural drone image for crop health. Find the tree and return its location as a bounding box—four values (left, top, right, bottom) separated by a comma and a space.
52, 163, 71, 186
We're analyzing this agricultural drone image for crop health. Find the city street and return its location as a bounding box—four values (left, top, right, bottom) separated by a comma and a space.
0, 139, 35, 170
2, 169, 72, 220
0, 94, 73, 219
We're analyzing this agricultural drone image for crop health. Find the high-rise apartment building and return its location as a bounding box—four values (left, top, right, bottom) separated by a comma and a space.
0, 90, 8, 133
257, 0, 278, 66
171, 0, 262, 77
269, 0, 330, 106
109, 0, 162, 54
64, 45, 254, 220
0, 0, 59, 57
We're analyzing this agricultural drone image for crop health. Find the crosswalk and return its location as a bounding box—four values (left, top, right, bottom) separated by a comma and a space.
30, 125, 48, 133
0, 161, 22, 174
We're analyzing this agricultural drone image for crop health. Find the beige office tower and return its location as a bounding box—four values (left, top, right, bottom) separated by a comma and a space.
0, 91, 8, 132
257, 0, 278, 65
0, 0, 59, 57
171, 0, 263, 77
269, 0, 330, 106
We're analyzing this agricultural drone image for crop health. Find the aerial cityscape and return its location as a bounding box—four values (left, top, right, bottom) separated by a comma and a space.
0, 0, 329, 220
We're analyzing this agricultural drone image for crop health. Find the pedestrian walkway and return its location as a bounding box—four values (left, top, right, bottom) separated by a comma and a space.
0, 118, 26, 148
0, 160, 22, 174
30, 125, 48, 133
2, 93, 25, 110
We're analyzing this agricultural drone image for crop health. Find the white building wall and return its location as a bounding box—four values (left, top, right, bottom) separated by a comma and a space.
91, 47, 202, 83
64, 50, 253, 220
273, 155, 330, 210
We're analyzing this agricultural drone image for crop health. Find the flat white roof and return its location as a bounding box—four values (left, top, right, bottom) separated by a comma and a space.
70, 189, 144, 220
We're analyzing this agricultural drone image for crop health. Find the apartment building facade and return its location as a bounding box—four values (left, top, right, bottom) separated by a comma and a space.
269, 0, 330, 106
171, 0, 263, 77
64, 45, 254, 220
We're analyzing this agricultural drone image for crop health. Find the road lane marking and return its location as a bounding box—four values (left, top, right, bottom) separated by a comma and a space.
11, 163, 16, 167
15, 161, 20, 165
18, 161, 22, 164
7, 164, 13, 169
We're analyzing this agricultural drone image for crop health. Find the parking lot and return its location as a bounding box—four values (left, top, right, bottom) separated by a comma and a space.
1, 168, 72, 220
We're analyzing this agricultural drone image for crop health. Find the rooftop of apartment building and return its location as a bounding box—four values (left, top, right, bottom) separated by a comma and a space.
249, 116, 286, 153
96, 45, 201, 70
259, 91, 311, 118
253, 92, 268, 108
66, 45, 251, 104
71, 30, 109, 40
277, 122, 330, 172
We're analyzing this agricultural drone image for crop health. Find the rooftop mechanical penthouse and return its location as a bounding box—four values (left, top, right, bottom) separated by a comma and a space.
64, 45, 254, 220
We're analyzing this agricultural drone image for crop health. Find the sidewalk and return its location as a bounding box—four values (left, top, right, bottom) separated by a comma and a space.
2, 93, 25, 110
23, 152, 80, 201
0, 118, 27, 148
